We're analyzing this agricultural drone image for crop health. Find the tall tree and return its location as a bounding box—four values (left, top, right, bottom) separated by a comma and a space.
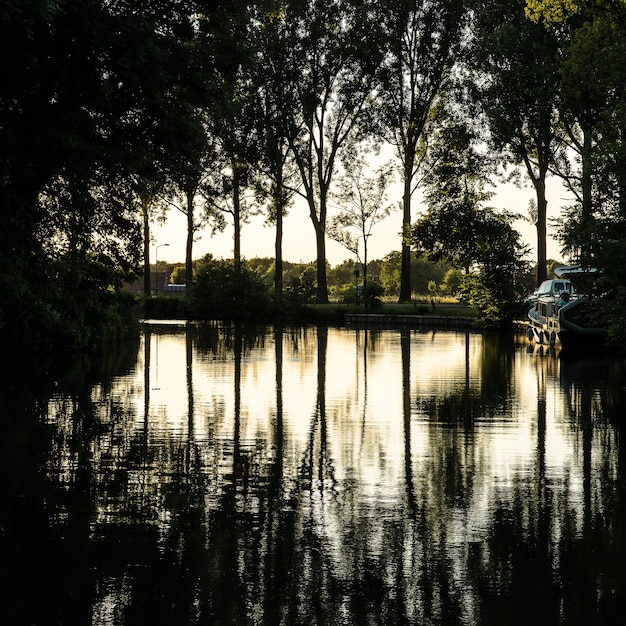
161, 101, 221, 288
213, 78, 260, 271
282, 0, 384, 303
0, 0, 173, 348
527, 0, 626, 269
551, 19, 607, 266
415, 112, 498, 271
412, 108, 530, 324
328, 143, 396, 295
469, 0, 562, 286
253, 0, 298, 297
526, 0, 626, 344
159, 2, 245, 288
377, 0, 467, 302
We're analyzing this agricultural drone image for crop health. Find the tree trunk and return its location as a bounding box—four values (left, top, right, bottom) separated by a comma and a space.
315, 224, 329, 303
274, 192, 283, 298
143, 199, 151, 297
233, 169, 242, 272
186, 193, 194, 287
534, 174, 548, 285
363, 238, 368, 310
580, 126, 593, 265
399, 174, 412, 302
309, 189, 329, 304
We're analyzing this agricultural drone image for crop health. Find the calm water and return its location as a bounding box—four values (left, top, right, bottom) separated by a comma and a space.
2, 322, 626, 626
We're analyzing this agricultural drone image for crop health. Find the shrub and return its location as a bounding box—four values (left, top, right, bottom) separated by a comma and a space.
284, 267, 317, 306
142, 295, 188, 319
189, 258, 272, 320
364, 281, 385, 308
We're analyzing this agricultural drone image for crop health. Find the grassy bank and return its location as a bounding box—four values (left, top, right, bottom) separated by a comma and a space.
141, 294, 478, 324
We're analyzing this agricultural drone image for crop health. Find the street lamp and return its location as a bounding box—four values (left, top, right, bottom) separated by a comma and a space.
155, 243, 169, 295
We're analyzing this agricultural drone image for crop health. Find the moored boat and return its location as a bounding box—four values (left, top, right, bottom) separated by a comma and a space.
527, 294, 606, 347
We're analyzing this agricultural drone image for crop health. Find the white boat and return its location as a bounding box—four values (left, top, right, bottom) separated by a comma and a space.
525, 278, 573, 306
527, 294, 606, 347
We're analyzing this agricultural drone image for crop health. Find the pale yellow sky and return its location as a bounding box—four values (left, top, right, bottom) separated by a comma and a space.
152, 177, 566, 267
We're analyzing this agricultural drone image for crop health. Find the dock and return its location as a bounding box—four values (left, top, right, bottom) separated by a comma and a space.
344, 313, 476, 330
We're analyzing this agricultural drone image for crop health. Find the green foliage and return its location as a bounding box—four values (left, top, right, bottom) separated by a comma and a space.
593, 286, 626, 345
440, 268, 463, 295
0, 0, 173, 350
169, 265, 186, 285
470, 0, 562, 284
142, 295, 188, 320
379, 251, 451, 297
458, 272, 520, 328
414, 206, 530, 326
364, 281, 385, 308
1, 260, 141, 352
328, 259, 360, 288
189, 257, 272, 321
331, 284, 356, 303
284, 267, 317, 307
463, 231, 531, 326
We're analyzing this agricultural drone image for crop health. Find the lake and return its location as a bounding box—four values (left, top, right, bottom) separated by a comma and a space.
2, 322, 626, 625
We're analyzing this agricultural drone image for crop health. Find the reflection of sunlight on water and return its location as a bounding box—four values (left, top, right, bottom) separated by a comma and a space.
109, 328, 605, 564
33, 323, 626, 624
124, 326, 595, 526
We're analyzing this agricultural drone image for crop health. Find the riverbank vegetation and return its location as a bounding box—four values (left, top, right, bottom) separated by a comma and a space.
141, 254, 518, 326
1, 0, 625, 350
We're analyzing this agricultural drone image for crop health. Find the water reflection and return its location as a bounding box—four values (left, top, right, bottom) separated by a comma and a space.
1, 325, 626, 625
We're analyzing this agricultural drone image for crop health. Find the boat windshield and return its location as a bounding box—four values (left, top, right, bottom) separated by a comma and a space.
537, 279, 572, 297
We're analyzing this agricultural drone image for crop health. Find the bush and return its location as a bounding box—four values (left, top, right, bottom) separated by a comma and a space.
284, 267, 317, 306
142, 295, 188, 319
189, 258, 272, 320
364, 281, 385, 308
459, 270, 523, 328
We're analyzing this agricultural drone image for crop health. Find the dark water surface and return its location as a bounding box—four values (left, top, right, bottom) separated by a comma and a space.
2, 322, 626, 625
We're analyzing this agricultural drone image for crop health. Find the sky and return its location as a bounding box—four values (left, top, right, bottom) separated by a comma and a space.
151, 177, 568, 268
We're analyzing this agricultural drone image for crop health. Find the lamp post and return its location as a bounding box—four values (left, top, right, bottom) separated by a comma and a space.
155, 243, 169, 295
354, 262, 360, 304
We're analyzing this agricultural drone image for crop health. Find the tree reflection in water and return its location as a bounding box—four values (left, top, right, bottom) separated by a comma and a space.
1, 325, 626, 625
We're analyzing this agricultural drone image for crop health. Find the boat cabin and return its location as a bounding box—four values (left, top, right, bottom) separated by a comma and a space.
535, 279, 572, 299
537, 298, 558, 319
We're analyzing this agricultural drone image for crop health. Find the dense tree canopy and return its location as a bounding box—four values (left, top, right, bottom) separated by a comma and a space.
0, 0, 162, 349
376, 0, 467, 302
411, 111, 530, 324
469, 0, 562, 286
524, 0, 626, 339
2, 0, 626, 347
0, 0, 246, 349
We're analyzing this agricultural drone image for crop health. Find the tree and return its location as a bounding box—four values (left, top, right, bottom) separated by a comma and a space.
158, 2, 249, 288
525, 0, 626, 25
413, 208, 529, 324
210, 5, 263, 272
469, 0, 562, 286
379, 251, 450, 296
328, 144, 396, 296
282, 0, 385, 303
189, 256, 272, 320
525, 0, 626, 342
212, 87, 260, 271
0, 0, 174, 348
252, 1, 299, 297
526, 1, 626, 266
411, 112, 530, 324
376, 0, 467, 302
162, 108, 221, 288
